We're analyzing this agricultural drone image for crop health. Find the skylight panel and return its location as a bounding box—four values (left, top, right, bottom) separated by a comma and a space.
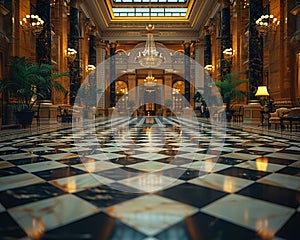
113, 0, 187, 2
112, 7, 187, 17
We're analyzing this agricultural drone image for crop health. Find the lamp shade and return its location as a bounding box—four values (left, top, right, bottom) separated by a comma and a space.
255, 86, 269, 97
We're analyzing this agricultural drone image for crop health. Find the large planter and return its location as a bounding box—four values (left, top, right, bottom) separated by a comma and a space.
15, 111, 34, 128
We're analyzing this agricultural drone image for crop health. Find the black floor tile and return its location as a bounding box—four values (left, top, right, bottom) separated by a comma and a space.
157, 183, 227, 208
10, 156, 51, 165
216, 167, 270, 181
0, 212, 27, 239
42, 212, 146, 240
75, 183, 141, 208
276, 211, 300, 240
276, 166, 300, 177
157, 167, 205, 181
218, 157, 246, 165
155, 212, 262, 240
56, 157, 84, 165
0, 182, 66, 208
34, 166, 87, 181
0, 166, 27, 177
109, 157, 146, 166
96, 167, 145, 181
237, 183, 300, 208
251, 156, 297, 166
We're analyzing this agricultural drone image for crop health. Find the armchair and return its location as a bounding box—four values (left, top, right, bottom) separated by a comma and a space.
268, 107, 288, 129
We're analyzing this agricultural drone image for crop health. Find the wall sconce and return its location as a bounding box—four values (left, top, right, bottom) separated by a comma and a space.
223, 48, 236, 60
204, 64, 214, 73
64, 48, 77, 62
255, 14, 280, 34
86, 64, 96, 72
20, 14, 44, 35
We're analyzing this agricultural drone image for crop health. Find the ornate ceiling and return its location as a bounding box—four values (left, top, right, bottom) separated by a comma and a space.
80, 0, 220, 43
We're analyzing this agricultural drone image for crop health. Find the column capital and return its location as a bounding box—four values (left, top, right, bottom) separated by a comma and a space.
87, 25, 97, 36
183, 41, 191, 48
194, 39, 204, 48
109, 41, 118, 48
96, 39, 107, 48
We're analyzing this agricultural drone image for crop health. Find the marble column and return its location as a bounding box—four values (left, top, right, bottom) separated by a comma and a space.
194, 40, 204, 92
248, 0, 263, 100
109, 42, 117, 107
36, 0, 51, 100
204, 31, 212, 68
88, 29, 96, 107
69, 0, 81, 105
243, 0, 263, 124
184, 41, 191, 104
96, 40, 106, 110
220, 0, 232, 79
203, 28, 213, 99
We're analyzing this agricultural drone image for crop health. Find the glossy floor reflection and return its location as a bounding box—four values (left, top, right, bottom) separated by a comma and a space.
0, 116, 299, 240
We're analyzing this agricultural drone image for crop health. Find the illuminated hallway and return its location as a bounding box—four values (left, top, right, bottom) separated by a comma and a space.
0, 116, 299, 239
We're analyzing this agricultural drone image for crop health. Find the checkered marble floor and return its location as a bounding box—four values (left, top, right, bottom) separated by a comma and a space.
0, 116, 299, 240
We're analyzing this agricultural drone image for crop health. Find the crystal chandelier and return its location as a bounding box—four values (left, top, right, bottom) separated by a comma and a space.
136, 24, 164, 68
144, 71, 157, 87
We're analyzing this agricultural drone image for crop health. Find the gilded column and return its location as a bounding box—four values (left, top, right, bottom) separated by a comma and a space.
109, 41, 117, 107
249, 0, 263, 100
220, 0, 232, 79
96, 40, 106, 108
204, 27, 212, 68
184, 41, 191, 104
36, 0, 51, 64
88, 27, 97, 106
36, 0, 52, 100
194, 40, 204, 92
69, 0, 81, 105
203, 26, 213, 99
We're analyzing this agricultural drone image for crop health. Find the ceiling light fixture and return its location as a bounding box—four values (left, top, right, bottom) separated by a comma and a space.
144, 71, 157, 87
135, 1, 164, 68
136, 23, 164, 68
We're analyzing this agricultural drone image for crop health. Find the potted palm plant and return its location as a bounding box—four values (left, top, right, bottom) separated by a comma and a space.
215, 72, 248, 122
0, 56, 68, 127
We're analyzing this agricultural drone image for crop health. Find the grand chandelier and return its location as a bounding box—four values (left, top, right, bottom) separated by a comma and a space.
144, 71, 157, 87
136, 24, 164, 68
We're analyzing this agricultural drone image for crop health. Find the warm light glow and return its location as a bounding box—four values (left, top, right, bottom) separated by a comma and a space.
64, 48, 77, 62
19, 14, 44, 35
255, 14, 280, 33
204, 64, 214, 72
255, 157, 268, 171
136, 24, 164, 68
86, 64, 96, 72
256, 218, 275, 239
66, 177, 77, 193
255, 86, 269, 97
26, 217, 45, 240
223, 177, 234, 193
223, 48, 236, 60
144, 71, 157, 87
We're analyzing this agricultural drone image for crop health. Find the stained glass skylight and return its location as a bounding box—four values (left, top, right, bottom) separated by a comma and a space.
112, 7, 187, 17
113, 0, 186, 3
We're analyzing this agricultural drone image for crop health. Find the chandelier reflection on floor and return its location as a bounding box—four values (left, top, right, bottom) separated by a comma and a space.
144, 71, 157, 87
136, 24, 164, 68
